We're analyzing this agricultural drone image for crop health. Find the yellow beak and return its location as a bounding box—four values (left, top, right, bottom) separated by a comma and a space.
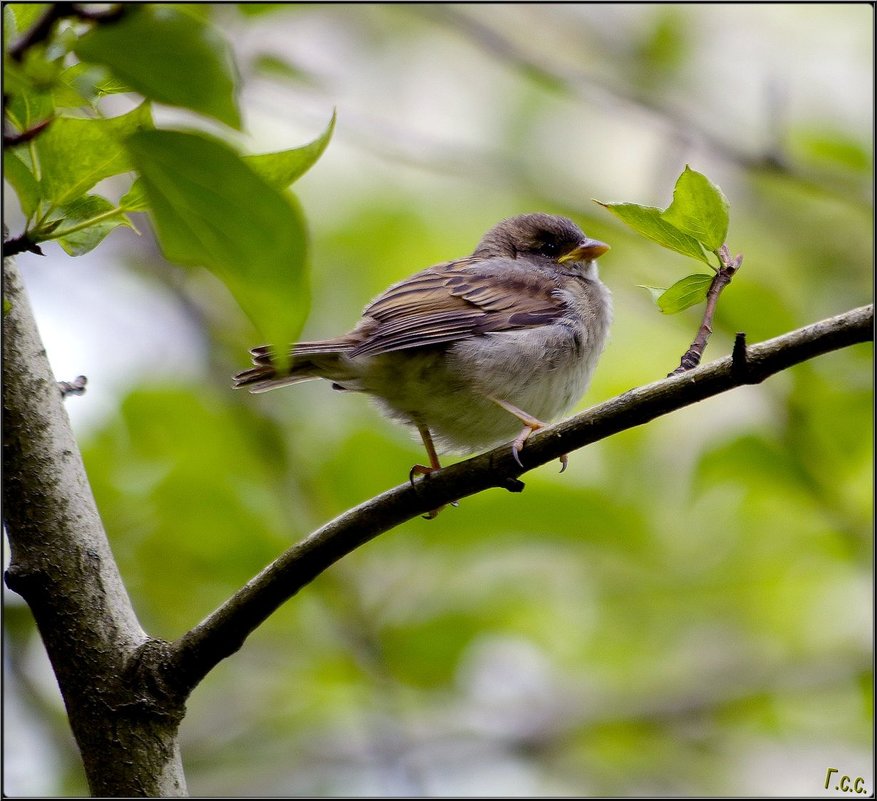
558, 237, 610, 263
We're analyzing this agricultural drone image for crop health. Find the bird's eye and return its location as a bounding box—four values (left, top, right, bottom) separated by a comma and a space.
539, 240, 561, 256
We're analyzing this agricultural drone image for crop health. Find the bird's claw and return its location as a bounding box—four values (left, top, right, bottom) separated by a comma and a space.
409, 462, 458, 518
409, 463, 435, 486
511, 442, 525, 469
510, 425, 569, 473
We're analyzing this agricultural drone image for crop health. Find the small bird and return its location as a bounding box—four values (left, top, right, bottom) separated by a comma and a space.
234, 213, 612, 484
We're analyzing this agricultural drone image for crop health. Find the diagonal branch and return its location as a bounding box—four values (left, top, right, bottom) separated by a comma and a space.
165, 303, 874, 696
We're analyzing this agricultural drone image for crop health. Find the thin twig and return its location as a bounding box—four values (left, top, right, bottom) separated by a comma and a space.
8, 2, 126, 63
2, 233, 44, 257
8, 3, 73, 62
3, 117, 53, 148
669, 246, 743, 376
58, 375, 88, 399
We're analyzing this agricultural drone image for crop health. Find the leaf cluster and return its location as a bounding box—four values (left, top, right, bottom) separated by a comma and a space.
596, 165, 731, 313
3, 3, 335, 352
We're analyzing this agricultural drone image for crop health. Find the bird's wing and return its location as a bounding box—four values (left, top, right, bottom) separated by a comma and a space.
351, 257, 567, 358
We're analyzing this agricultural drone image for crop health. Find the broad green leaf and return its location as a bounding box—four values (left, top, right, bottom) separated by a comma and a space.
94, 74, 132, 96
660, 165, 729, 251
245, 110, 336, 189
3, 78, 54, 131
119, 178, 150, 212
3, 150, 41, 219
36, 102, 153, 204
125, 130, 309, 360
51, 64, 100, 109
7, 3, 50, 36
13, 38, 66, 88
74, 6, 241, 129
1, 6, 11, 49
46, 194, 133, 256
655, 273, 713, 314
53, 63, 132, 109
594, 200, 710, 264
637, 284, 667, 305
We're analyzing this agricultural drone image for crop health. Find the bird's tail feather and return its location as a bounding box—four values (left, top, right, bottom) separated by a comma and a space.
232, 338, 356, 393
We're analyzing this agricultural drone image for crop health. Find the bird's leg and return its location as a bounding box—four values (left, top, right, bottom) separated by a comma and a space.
409, 423, 455, 518
409, 423, 442, 481
489, 397, 568, 473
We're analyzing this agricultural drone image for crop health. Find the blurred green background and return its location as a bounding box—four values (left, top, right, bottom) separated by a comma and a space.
4, 4, 872, 796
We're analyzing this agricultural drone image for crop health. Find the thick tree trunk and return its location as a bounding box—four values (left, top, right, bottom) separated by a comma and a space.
2, 258, 188, 797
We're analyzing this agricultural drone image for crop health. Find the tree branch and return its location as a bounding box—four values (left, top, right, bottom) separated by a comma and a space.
166, 303, 873, 696
3, 117, 53, 149
2, 258, 187, 797
8, 2, 126, 62
58, 374, 88, 398
2, 231, 45, 257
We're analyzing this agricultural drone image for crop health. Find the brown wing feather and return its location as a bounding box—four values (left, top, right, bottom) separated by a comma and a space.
350, 257, 567, 358
236, 255, 569, 384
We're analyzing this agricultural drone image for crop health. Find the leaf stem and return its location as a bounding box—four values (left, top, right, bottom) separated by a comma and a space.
36, 206, 127, 241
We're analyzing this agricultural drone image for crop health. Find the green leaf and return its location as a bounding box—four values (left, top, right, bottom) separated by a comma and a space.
124, 130, 309, 360
637, 285, 667, 305
655, 273, 713, 314
119, 178, 150, 212
7, 3, 51, 37
660, 165, 729, 251
74, 6, 241, 129
594, 201, 710, 264
46, 194, 133, 256
51, 64, 100, 109
36, 102, 153, 204
244, 110, 336, 189
3, 150, 41, 219
11, 38, 66, 89
3, 79, 54, 132
53, 63, 132, 109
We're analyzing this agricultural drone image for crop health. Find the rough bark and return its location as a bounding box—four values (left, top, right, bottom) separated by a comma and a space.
2, 258, 188, 797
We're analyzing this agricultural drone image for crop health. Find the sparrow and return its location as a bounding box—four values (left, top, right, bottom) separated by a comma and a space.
234, 213, 612, 485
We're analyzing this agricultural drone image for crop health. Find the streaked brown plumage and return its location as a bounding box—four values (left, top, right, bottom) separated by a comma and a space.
234, 213, 612, 486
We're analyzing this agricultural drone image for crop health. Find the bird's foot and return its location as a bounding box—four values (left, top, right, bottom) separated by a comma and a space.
491, 397, 569, 472
409, 464, 458, 519
411, 425, 461, 518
